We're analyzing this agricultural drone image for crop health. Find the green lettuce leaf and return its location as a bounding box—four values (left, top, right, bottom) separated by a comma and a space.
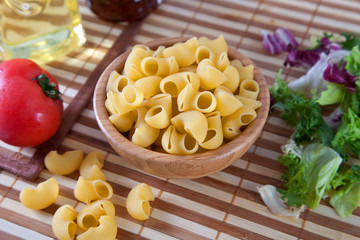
302, 143, 343, 209
345, 46, 360, 77
318, 82, 346, 106
331, 165, 360, 190
330, 182, 360, 217
332, 108, 360, 158
330, 164, 360, 217
278, 143, 342, 209
278, 152, 308, 207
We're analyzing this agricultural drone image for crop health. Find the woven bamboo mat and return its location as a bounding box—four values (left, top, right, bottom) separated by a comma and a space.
1, 0, 360, 239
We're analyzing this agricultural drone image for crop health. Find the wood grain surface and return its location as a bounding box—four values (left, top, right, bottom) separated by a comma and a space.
1, 0, 360, 239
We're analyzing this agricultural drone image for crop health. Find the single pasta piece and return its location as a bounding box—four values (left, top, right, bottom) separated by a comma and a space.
126, 183, 154, 220
196, 59, 227, 90
77, 215, 117, 240
222, 106, 257, 140
124, 47, 149, 80
177, 83, 217, 113
177, 83, 197, 112
239, 79, 260, 100
151, 45, 165, 58
144, 94, 172, 129
77, 199, 115, 230
106, 70, 120, 92
159, 72, 194, 97
79, 151, 106, 181
44, 150, 83, 175
171, 110, 208, 143
146, 93, 172, 116
106, 85, 144, 115
131, 107, 160, 147
134, 76, 162, 99
106, 72, 134, 93
222, 65, 240, 93
105, 98, 117, 116
199, 111, 224, 150
194, 45, 217, 64
216, 51, 230, 71
214, 86, 243, 116
162, 37, 198, 67
52, 204, 77, 240
145, 105, 171, 129
109, 111, 136, 132
198, 35, 228, 54
235, 95, 262, 110
237, 64, 254, 83
74, 176, 113, 205
140, 56, 179, 77
133, 44, 154, 55
20, 177, 59, 210
161, 125, 199, 154
230, 59, 243, 69
192, 90, 217, 113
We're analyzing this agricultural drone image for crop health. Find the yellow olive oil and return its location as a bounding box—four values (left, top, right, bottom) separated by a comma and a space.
0, 0, 86, 64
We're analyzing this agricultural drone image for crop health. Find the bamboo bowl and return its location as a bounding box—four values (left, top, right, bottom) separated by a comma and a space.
93, 37, 270, 179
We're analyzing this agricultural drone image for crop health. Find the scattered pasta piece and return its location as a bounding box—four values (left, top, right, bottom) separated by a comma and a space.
126, 183, 154, 220
79, 151, 106, 181
77, 215, 117, 240
105, 36, 261, 154
74, 176, 113, 205
52, 204, 77, 240
44, 150, 84, 175
77, 199, 115, 230
19, 177, 59, 210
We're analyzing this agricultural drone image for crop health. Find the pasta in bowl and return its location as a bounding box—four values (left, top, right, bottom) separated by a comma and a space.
93, 36, 270, 179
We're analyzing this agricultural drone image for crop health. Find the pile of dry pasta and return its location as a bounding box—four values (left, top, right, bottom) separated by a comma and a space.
19, 150, 154, 240
105, 36, 261, 154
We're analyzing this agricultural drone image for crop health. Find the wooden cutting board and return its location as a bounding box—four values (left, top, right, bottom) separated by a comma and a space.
0, 0, 359, 239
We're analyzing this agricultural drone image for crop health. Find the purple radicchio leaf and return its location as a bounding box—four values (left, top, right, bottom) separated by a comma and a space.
276, 28, 299, 51
323, 62, 357, 93
284, 37, 342, 67
261, 28, 299, 55
261, 30, 283, 55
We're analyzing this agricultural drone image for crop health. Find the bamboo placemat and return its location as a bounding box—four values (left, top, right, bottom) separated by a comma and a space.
1, 0, 360, 239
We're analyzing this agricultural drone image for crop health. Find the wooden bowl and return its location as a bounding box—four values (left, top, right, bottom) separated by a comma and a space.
93, 37, 270, 179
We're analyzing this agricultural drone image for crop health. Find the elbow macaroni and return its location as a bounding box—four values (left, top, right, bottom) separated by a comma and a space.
44, 150, 84, 175
126, 183, 154, 220
77, 199, 115, 230
77, 215, 117, 240
171, 110, 208, 143
161, 125, 199, 154
20, 177, 59, 210
200, 111, 223, 150
131, 107, 160, 147
163, 37, 198, 67
74, 176, 113, 205
214, 86, 243, 117
79, 151, 106, 181
52, 204, 78, 240
105, 35, 261, 153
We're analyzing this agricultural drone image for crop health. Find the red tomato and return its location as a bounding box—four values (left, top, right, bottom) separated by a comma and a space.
0, 59, 63, 147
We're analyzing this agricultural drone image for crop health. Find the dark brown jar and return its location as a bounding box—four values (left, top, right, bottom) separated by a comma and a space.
86, 0, 161, 22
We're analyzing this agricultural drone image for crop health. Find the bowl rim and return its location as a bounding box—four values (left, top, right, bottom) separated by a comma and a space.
93, 36, 270, 175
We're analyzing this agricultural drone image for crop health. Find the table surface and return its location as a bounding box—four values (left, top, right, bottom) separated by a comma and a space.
1, 0, 360, 239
